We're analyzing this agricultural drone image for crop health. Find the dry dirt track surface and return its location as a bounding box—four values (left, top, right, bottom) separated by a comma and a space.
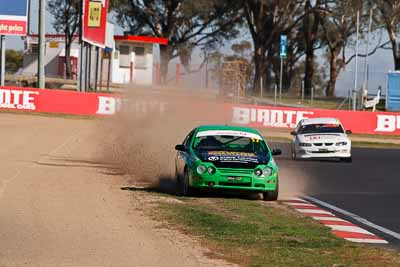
0, 113, 232, 267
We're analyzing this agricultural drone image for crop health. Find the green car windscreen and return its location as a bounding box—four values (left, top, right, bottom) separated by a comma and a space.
192, 130, 271, 168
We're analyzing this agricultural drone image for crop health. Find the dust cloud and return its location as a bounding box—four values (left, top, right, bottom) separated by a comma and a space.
269, 143, 314, 198
98, 87, 311, 198
278, 162, 313, 199
98, 88, 227, 188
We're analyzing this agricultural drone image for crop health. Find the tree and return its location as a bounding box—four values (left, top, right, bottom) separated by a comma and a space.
5, 50, 23, 74
111, 0, 242, 84
302, 0, 324, 96
242, 0, 304, 93
319, 0, 363, 96
47, 0, 80, 79
371, 0, 400, 70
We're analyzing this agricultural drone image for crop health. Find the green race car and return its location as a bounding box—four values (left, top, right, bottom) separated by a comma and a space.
175, 125, 281, 200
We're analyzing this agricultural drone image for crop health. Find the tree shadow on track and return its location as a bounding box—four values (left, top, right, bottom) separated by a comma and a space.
34, 156, 126, 175
121, 176, 178, 195
39, 157, 262, 201
121, 175, 262, 201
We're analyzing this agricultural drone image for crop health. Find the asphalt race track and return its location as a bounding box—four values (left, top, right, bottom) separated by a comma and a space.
274, 142, 400, 248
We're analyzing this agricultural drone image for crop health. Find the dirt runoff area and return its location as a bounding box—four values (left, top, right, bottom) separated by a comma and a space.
0, 112, 233, 267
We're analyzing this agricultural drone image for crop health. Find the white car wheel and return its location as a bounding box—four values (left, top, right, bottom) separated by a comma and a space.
291, 145, 297, 160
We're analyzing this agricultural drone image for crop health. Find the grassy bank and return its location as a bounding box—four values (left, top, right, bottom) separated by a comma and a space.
137, 192, 400, 266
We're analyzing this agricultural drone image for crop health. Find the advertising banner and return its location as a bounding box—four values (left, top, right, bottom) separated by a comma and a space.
0, 0, 28, 36
229, 105, 400, 135
0, 86, 119, 116
1, 86, 400, 135
82, 0, 109, 47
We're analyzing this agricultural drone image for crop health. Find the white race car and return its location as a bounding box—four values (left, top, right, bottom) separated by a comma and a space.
290, 117, 352, 162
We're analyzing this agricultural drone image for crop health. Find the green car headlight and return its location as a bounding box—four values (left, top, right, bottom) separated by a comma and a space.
207, 166, 216, 174
255, 167, 273, 177
255, 169, 263, 176
197, 165, 207, 174
263, 167, 273, 177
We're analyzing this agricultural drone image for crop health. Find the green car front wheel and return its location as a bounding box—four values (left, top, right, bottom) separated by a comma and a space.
263, 180, 279, 201
180, 169, 197, 197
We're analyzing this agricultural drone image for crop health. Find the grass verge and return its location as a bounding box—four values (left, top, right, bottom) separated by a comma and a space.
139, 192, 400, 266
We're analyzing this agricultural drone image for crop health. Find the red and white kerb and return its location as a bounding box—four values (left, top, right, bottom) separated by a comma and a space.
283, 198, 388, 244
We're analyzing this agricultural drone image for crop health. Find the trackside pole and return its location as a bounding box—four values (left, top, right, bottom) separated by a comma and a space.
78, 41, 85, 92
279, 58, 283, 102
88, 45, 92, 90
77, 0, 84, 92
362, 8, 374, 106
99, 49, 104, 91
27, 0, 31, 33
0, 36, 5, 86
94, 46, 99, 92
176, 63, 180, 85
205, 57, 209, 89
130, 62, 134, 83
84, 44, 89, 91
353, 10, 360, 111
38, 0, 46, 88
107, 50, 111, 91
311, 86, 314, 106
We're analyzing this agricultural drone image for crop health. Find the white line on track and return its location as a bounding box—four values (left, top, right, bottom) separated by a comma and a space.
286, 203, 317, 207
312, 216, 346, 222
295, 209, 333, 215
0, 170, 21, 200
36, 132, 80, 165
1, 132, 80, 200
345, 238, 388, 244
289, 197, 307, 202
304, 196, 400, 241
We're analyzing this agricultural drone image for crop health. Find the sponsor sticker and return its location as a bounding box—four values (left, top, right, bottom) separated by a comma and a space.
227, 176, 242, 181
196, 130, 262, 140
207, 151, 259, 163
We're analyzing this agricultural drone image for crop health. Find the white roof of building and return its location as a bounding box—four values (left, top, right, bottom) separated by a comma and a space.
301, 117, 341, 125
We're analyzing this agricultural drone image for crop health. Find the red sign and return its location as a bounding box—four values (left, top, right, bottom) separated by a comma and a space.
229, 105, 400, 135
0, 0, 28, 36
82, 0, 109, 47
1, 86, 400, 136
0, 86, 119, 116
0, 20, 26, 35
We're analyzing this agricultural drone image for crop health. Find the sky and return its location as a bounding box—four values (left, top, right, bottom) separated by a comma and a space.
2, 1, 394, 97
